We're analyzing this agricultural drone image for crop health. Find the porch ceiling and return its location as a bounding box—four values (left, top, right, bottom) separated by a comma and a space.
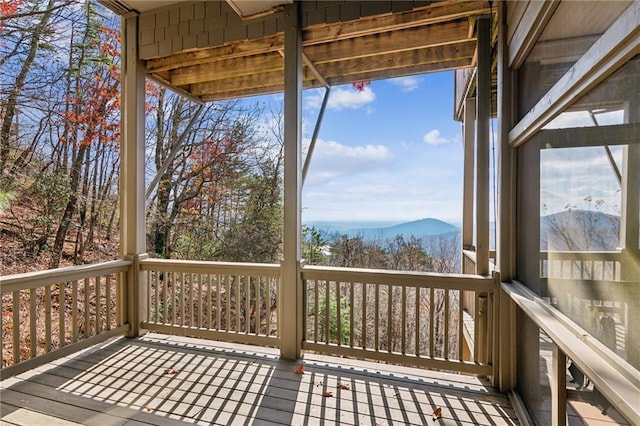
107, 0, 494, 102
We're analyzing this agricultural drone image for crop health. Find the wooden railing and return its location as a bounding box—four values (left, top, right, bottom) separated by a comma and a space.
461, 249, 496, 318
503, 280, 640, 425
540, 250, 622, 280
140, 259, 280, 347
0, 260, 131, 379
301, 265, 496, 375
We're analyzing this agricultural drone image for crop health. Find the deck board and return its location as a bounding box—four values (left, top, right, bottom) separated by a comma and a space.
1, 333, 519, 425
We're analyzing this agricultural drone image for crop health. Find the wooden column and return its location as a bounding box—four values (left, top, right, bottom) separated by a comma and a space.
120, 13, 147, 337
281, 1, 303, 360
551, 344, 567, 426
475, 15, 491, 277
462, 97, 476, 254
496, 0, 517, 392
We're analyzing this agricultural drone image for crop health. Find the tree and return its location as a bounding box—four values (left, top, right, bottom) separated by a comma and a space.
0, 0, 57, 181
49, 1, 121, 268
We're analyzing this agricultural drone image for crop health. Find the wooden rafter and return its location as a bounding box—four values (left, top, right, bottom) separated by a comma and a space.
143, 0, 495, 102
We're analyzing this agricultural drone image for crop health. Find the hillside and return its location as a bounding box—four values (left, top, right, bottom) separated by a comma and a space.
308, 218, 460, 241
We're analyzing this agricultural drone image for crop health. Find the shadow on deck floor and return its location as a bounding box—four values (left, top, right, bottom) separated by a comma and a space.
1, 333, 518, 425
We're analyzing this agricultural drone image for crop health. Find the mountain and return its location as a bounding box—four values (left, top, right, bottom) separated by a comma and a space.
540, 210, 620, 251
307, 218, 460, 241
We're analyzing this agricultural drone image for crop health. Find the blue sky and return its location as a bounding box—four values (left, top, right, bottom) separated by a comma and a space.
299, 72, 464, 225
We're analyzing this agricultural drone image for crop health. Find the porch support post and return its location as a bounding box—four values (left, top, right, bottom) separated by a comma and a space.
281, 1, 303, 360
120, 13, 147, 337
462, 97, 476, 254
496, 1, 516, 391
475, 15, 491, 277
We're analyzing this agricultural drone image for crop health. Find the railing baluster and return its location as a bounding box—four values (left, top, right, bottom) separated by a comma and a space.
271, 277, 276, 335
458, 289, 464, 361
59, 283, 65, 348
444, 288, 450, 359
324, 281, 330, 343
170, 272, 176, 325
314, 279, 319, 342
147, 271, 152, 322
401, 285, 406, 355
474, 291, 479, 362
302, 278, 307, 341
84, 278, 90, 337
374, 283, 379, 350
226, 275, 231, 332
117, 272, 124, 326
30, 288, 37, 358
387, 284, 392, 353
246, 276, 251, 334
416, 287, 420, 356
106, 275, 112, 331
349, 281, 354, 348
336, 281, 342, 345
72, 280, 78, 343
181, 272, 186, 326
255, 277, 261, 335
154, 271, 159, 323
45, 284, 51, 352
429, 287, 434, 358
160, 271, 165, 323
190, 274, 195, 328
199, 273, 204, 329
216, 274, 222, 331
207, 274, 212, 330
236, 275, 241, 333
362, 283, 367, 349
12, 291, 20, 364
95, 276, 101, 334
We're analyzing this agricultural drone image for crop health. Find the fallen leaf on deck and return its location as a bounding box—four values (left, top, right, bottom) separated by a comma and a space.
294, 363, 305, 375
164, 368, 178, 375
432, 407, 442, 419
322, 391, 333, 397
145, 406, 153, 412
338, 382, 350, 390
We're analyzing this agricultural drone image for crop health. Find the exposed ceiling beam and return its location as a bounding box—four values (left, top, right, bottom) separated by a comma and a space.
302, 0, 490, 44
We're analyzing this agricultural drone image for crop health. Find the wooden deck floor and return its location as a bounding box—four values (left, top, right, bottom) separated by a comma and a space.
1, 333, 519, 425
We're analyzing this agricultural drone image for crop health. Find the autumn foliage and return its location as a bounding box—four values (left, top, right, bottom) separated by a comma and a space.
0, 0, 24, 34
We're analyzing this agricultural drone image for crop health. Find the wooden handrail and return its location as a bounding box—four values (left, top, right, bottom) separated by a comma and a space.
502, 280, 640, 425
301, 264, 496, 375
0, 259, 132, 292
139, 258, 280, 277
1, 261, 132, 380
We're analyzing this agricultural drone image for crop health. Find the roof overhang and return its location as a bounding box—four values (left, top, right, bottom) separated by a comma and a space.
101, 0, 496, 103
102, 0, 291, 16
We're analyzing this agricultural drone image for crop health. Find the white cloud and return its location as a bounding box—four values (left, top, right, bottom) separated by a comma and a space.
305, 85, 376, 111
302, 137, 464, 223
388, 76, 421, 92
304, 138, 392, 183
423, 129, 451, 145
